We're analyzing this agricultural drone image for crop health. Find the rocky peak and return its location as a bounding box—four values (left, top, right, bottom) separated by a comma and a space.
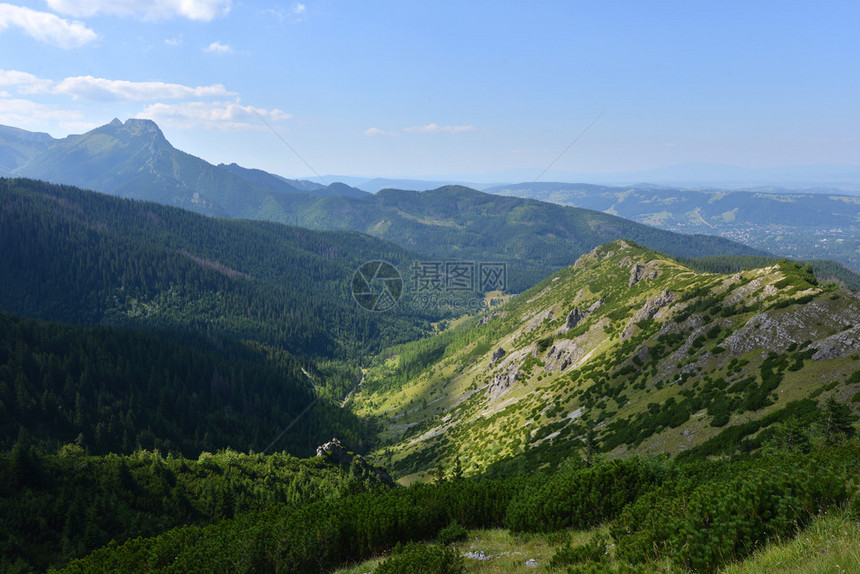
316, 437, 352, 463
316, 438, 394, 485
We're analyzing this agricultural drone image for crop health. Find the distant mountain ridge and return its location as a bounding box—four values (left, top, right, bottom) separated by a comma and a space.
0, 119, 366, 217
257, 183, 773, 291
0, 119, 775, 292
486, 182, 860, 273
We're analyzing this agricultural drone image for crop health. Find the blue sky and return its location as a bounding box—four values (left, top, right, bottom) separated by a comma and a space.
1, 1, 858, 181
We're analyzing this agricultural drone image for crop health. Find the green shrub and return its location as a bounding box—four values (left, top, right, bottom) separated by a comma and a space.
375, 542, 465, 574
549, 533, 608, 568
504, 457, 665, 533
612, 450, 854, 573
437, 521, 468, 545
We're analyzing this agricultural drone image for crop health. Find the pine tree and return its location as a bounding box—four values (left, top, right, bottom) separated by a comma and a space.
433, 463, 446, 485
451, 454, 463, 481
819, 396, 857, 444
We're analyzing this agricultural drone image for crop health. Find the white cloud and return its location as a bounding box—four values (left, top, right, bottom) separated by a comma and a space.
366, 123, 477, 136
0, 95, 86, 129
0, 3, 96, 48
54, 76, 234, 101
204, 40, 232, 54
364, 127, 398, 136
165, 35, 183, 46
0, 69, 234, 101
137, 100, 291, 130
46, 0, 231, 21
292, 3, 306, 15
404, 123, 475, 134
0, 69, 53, 92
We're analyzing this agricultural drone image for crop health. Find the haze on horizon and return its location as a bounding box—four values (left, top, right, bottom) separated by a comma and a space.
1, 1, 858, 182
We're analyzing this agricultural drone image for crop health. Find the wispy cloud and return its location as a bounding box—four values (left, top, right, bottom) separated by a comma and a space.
165, 35, 183, 46
0, 94, 89, 130
266, 3, 307, 23
138, 100, 291, 130
204, 40, 233, 54
0, 69, 234, 101
1, 69, 289, 131
46, 0, 231, 21
365, 123, 476, 136
0, 69, 53, 92
404, 123, 475, 134
56, 76, 234, 101
364, 127, 398, 136
0, 3, 96, 48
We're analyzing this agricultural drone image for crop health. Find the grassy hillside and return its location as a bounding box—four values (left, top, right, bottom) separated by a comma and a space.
352, 240, 860, 481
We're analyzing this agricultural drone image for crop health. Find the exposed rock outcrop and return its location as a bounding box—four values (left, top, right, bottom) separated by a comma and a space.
316, 437, 354, 463
490, 347, 506, 364
559, 298, 604, 335
486, 367, 519, 400
621, 290, 676, 340
629, 262, 659, 287
812, 325, 860, 360
544, 339, 585, 372
564, 308, 586, 330
316, 438, 394, 485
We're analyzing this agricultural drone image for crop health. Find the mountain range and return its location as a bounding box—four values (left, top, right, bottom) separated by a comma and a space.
4, 119, 860, 284
0, 119, 367, 219
0, 118, 780, 293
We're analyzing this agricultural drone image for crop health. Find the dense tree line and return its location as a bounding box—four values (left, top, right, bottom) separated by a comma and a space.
0, 178, 446, 371
0, 447, 389, 572
0, 312, 373, 456
53, 436, 859, 574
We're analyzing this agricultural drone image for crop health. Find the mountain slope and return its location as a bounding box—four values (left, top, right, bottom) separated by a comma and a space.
267, 185, 770, 292
2, 120, 363, 218
0, 178, 445, 376
220, 162, 368, 197
0, 125, 53, 174
0, 311, 372, 457
351, 240, 860, 481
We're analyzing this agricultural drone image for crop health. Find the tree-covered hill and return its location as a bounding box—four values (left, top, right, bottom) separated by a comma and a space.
0, 311, 373, 457
265, 185, 770, 292
0, 177, 444, 370
0, 447, 392, 572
